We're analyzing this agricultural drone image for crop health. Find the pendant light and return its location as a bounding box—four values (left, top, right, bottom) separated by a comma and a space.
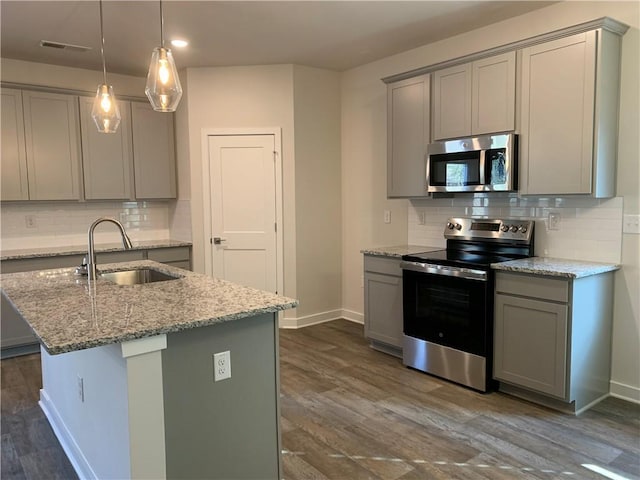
91, 0, 121, 133
145, 0, 182, 112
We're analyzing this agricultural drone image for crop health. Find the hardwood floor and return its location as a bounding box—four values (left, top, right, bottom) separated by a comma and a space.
279, 320, 640, 480
1, 353, 77, 479
1, 319, 638, 479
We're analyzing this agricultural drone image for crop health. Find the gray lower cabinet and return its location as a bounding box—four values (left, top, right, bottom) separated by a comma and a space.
1, 245, 192, 357
364, 255, 403, 357
493, 271, 614, 413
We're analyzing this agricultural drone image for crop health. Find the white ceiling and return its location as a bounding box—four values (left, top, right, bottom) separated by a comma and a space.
1, 1, 556, 77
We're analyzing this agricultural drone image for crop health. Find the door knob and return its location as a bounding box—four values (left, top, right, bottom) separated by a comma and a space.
212, 237, 227, 245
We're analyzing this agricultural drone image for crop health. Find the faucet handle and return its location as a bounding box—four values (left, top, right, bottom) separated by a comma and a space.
74, 256, 89, 276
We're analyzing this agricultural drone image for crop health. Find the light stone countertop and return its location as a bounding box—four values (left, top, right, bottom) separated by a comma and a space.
361, 245, 443, 258
1, 239, 192, 261
491, 257, 620, 279
0, 260, 298, 355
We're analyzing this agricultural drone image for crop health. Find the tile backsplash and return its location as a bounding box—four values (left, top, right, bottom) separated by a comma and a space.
409, 194, 623, 264
0, 201, 172, 251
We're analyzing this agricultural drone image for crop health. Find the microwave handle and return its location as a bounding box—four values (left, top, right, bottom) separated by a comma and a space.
424, 152, 429, 192
479, 150, 486, 186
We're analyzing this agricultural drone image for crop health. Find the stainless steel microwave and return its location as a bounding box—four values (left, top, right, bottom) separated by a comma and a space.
426, 133, 517, 193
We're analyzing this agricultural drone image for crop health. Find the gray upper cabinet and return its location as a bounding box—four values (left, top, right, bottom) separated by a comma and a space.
22, 90, 82, 200
386, 73, 430, 198
131, 102, 177, 199
432, 51, 516, 140
519, 29, 621, 197
0, 87, 177, 202
79, 96, 134, 200
432, 63, 472, 140
1, 88, 29, 201
471, 52, 516, 135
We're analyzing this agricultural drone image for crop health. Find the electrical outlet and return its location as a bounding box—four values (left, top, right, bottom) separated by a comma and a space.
213, 351, 231, 382
384, 210, 391, 224
548, 212, 561, 231
25, 215, 37, 229
77, 375, 84, 402
418, 212, 426, 225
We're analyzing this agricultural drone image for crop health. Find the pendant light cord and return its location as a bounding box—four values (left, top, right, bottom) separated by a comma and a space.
159, 0, 165, 48
99, 0, 107, 84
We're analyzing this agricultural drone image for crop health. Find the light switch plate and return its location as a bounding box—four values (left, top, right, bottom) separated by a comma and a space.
623, 214, 640, 234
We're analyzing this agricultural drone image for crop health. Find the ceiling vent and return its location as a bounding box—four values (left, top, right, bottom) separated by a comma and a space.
40, 40, 92, 53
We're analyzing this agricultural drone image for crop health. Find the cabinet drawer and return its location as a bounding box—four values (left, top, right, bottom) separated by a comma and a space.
1, 255, 84, 273
97, 250, 146, 264
364, 255, 402, 276
496, 272, 569, 303
147, 247, 191, 264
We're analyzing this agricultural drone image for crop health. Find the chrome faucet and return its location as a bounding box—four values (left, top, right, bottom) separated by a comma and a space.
84, 217, 133, 280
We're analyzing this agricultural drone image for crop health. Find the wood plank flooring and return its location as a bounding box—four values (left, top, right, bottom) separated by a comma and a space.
1, 319, 638, 479
279, 320, 640, 480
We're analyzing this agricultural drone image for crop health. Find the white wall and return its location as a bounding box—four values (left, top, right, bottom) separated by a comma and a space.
176, 64, 343, 323
177, 65, 297, 314
292, 65, 342, 322
341, 1, 640, 400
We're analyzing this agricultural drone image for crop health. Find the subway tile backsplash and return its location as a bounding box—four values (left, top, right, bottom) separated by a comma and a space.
0, 201, 172, 251
409, 194, 623, 264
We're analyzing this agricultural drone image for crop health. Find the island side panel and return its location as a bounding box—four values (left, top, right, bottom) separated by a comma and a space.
39, 344, 131, 479
162, 313, 280, 479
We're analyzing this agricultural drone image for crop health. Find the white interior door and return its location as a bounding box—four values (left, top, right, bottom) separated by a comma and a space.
208, 134, 277, 293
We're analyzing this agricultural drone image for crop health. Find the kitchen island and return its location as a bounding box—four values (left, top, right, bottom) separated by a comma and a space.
0, 260, 297, 479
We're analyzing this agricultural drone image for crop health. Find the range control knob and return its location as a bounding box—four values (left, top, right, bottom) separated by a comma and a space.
519, 225, 528, 233
500, 224, 509, 232
447, 222, 455, 230
510, 225, 519, 233
455, 223, 462, 231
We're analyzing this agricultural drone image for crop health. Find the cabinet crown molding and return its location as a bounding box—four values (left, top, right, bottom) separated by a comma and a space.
382, 16, 629, 84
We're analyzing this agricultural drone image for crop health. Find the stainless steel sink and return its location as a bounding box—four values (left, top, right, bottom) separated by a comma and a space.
100, 268, 180, 286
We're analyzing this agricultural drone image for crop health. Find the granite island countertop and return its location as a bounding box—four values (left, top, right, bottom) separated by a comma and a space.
491, 257, 620, 279
0, 260, 297, 355
361, 245, 443, 258
1, 239, 192, 261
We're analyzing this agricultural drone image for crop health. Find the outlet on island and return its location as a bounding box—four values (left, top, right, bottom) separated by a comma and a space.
213, 351, 231, 382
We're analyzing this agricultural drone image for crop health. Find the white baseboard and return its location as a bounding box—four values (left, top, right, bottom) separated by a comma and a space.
609, 380, 640, 404
278, 308, 364, 329
341, 309, 364, 324
279, 309, 343, 329
39, 389, 96, 480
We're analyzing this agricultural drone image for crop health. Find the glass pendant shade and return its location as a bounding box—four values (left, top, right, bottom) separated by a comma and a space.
145, 46, 182, 112
92, 84, 121, 133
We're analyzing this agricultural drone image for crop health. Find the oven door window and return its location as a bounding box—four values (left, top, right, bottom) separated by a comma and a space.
403, 270, 489, 356
428, 151, 481, 188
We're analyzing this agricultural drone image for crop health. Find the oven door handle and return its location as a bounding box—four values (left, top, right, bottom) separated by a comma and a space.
400, 261, 488, 281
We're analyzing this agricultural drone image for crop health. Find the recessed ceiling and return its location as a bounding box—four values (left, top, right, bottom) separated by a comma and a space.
1, 1, 556, 77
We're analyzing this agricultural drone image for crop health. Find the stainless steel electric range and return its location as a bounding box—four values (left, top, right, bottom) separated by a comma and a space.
400, 217, 534, 392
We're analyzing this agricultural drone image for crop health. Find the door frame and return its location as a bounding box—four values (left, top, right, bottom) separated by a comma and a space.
201, 128, 284, 295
